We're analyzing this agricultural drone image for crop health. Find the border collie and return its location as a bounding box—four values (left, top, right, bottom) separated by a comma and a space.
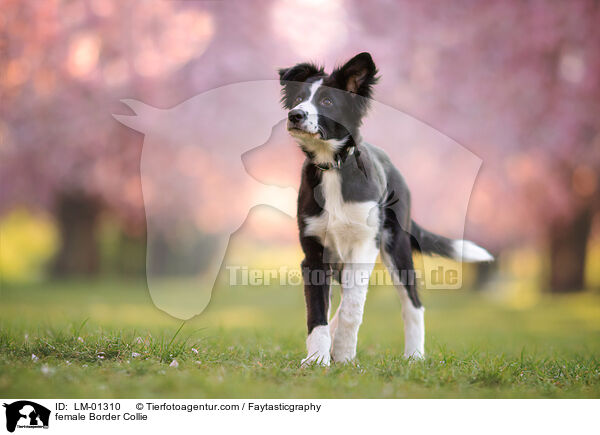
279, 52, 493, 366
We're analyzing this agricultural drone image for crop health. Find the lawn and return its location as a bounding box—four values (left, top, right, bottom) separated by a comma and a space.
1, 278, 599, 398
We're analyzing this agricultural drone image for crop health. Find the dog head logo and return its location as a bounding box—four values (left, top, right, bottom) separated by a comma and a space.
3, 401, 50, 432
114, 79, 482, 320
113, 81, 299, 320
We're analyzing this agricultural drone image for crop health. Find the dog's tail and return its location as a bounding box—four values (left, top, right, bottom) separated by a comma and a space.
409, 220, 493, 262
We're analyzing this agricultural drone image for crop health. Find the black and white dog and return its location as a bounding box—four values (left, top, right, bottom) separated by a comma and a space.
279, 52, 493, 366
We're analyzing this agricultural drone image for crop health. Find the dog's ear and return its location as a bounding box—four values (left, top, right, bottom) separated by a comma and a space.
278, 62, 323, 85
278, 62, 323, 109
333, 52, 378, 98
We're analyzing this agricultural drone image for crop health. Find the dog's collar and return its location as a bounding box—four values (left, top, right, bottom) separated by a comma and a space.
314, 146, 355, 171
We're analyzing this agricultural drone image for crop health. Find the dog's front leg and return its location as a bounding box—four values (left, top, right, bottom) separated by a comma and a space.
331, 246, 378, 363
300, 254, 332, 367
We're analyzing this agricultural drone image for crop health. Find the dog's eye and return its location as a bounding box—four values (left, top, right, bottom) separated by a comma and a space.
294, 96, 304, 105
320, 97, 333, 107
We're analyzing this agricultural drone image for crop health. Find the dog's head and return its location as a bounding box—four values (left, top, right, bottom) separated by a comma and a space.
278, 52, 378, 158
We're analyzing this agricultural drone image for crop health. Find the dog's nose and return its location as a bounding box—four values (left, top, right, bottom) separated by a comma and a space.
288, 109, 307, 124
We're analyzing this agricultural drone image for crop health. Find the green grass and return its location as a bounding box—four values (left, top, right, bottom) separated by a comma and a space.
1, 279, 599, 398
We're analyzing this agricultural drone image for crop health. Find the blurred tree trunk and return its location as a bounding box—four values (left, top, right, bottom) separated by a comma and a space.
548, 207, 592, 293
472, 261, 497, 290
53, 192, 101, 276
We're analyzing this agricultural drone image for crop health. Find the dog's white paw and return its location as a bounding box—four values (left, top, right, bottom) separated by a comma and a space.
302, 325, 331, 367
404, 350, 425, 361
331, 348, 356, 364
300, 353, 331, 367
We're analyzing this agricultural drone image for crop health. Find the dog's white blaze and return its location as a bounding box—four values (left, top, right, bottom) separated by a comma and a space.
290, 78, 350, 164
452, 240, 494, 262
294, 78, 323, 134
304, 171, 380, 363
301, 325, 331, 367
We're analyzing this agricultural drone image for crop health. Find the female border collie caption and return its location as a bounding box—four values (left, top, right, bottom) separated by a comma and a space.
278, 52, 493, 366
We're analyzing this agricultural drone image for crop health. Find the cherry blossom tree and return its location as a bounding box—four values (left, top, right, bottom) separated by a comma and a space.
2, 0, 598, 292
0, 0, 218, 274
348, 0, 600, 292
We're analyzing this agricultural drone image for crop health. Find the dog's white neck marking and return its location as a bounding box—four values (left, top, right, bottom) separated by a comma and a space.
304, 172, 379, 264
291, 134, 347, 165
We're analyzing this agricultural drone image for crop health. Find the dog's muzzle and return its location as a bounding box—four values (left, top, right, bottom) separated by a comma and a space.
287, 108, 311, 133
288, 108, 307, 125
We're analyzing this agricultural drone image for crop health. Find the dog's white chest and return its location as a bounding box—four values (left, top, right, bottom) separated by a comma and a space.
304, 171, 379, 262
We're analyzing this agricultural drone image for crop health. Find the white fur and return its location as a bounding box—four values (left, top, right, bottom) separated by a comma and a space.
303, 171, 380, 363
311, 136, 347, 164
331, 243, 378, 363
301, 325, 331, 367
452, 240, 494, 262
289, 131, 346, 165
304, 172, 379, 262
294, 79, 322, 134
397, 285, 425, 359
329, 293, 341, 337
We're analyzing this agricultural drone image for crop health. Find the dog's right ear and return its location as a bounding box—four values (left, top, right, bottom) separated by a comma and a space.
278, 62, 323, 86
332, 52, 378, 98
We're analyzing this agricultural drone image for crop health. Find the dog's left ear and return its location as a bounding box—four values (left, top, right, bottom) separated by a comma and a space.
278, 63, 323, 86
333, 52, 378, 97
278, 63, 324, 109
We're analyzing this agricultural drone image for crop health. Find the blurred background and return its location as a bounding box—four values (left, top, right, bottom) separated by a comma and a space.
1, 0, 600, 306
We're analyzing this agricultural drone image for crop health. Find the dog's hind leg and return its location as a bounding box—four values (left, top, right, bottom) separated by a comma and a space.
381, 229, 425, 359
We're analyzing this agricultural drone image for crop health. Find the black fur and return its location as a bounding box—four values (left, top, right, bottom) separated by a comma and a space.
330, 52, 379, 115
280, 53, 420, 334
297, 162, 327, 333
409, 221, 455, 258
